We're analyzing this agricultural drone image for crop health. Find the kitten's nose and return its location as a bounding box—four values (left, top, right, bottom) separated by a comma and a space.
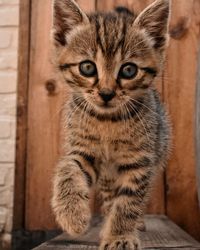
98, 88, 116, 103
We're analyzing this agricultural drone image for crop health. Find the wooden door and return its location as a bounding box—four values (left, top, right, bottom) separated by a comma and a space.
15, 0, 200, 241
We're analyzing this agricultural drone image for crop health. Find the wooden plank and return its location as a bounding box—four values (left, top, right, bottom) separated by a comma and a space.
26, 0, 96, 230
164, 0, 200, 241
96, 0, 165, 215
33, 246, 199, 250
26, 0, 60, 230
77, 0, 96, 12
196, 44, 200, 207
13, 0, 31, 230
32, 216, 200, 250
96, 0, 155, 13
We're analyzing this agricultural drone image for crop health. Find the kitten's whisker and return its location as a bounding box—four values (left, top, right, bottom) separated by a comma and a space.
84, 101, 94, 134
123, 103, 133, 139
80, 101, 89, 130
127, 101, 151, 144
129, 97, 158, 116
66, 97, 86, 126
66, 101, 81, 122
121, 103, 130, 138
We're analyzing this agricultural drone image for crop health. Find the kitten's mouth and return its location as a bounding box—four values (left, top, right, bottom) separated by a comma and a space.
100, 102, 113, 108
72, 95, 142, 121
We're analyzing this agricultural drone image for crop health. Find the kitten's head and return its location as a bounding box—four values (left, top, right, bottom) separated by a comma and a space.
53, 0, 170, 115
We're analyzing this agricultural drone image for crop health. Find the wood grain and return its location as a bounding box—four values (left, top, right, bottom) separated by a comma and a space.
96, 0, 165, 215
164, 0, 200, 241
13, 0, 31, 230
96, 0, 154, 13
33, 215, 200, 250
26, 0, 96, 230
196, 42, 200, 209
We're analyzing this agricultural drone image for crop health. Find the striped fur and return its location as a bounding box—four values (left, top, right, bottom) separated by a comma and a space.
52, 0, 171, 249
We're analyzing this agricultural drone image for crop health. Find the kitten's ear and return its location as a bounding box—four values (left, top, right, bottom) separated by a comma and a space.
53, 0, 89, 47
134, 0, 171, 50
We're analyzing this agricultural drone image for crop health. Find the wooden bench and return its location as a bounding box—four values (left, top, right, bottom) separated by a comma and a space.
33, 215, 200, 250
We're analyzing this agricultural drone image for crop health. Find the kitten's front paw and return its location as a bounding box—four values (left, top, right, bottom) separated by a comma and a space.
99, 236, 141, 250
137, 218, 146, 232
53, 195, 91, 236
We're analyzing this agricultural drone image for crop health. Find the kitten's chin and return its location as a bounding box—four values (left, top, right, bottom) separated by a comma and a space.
85, 97, 123, 115
92, 102, 120, 115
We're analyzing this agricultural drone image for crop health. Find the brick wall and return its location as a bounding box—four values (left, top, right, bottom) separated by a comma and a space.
0, 0, 19, 248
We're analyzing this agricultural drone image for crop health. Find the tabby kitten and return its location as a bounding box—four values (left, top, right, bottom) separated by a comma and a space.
51, 0, 171, 249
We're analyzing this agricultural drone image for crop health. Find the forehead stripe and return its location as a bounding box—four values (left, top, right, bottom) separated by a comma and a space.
95, 17, 106, 54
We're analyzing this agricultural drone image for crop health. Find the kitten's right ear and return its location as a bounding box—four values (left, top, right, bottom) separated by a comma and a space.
53, 0, 89, 47
134, 0, 171, 51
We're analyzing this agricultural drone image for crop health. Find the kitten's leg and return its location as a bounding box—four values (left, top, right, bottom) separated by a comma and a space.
98, 177, 115, 216
99, 167, 152, 250
52, 154, 97, 236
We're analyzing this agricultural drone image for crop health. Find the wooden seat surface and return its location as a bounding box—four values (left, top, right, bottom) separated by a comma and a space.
33, 215, 200, 250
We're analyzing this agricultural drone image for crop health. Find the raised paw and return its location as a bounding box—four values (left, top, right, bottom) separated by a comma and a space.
53, 194, 91, 237
99, 236, 141, 250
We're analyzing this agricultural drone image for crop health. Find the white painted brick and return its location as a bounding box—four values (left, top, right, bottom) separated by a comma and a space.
0, 208, 6, 224
0, 93, 16, 116
10, 119, 16, 139
0, 207, 7, 232
0, 120, 11, 139
4, 211, 12, 232
0, 0, 19, 237
5, 168, 14, 194
0, 0, 19, 4
0, 6, 19, 26
0, 164, 13, 186
0, 187, 9, 206
11, 28, 18, 49
0, 30, 12, 48
0, 51, 18, 69
0, 189, 13, 207
4, 189, 13, 210
0, 72, 17, 93
0, 166, 8, 186
0, 139, 15, 162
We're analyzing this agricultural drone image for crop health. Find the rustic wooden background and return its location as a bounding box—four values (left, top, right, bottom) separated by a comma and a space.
14, 0, 200, 241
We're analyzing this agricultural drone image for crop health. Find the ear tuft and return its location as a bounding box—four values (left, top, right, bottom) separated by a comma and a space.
134, 0, 171, 50
53, 0, 89, 47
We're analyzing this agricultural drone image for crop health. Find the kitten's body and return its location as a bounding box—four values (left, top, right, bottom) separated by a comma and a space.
52, 1, 171, 249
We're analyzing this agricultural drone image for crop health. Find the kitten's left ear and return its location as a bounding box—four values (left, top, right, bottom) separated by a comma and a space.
53, 0, 89, 47
134, 0, 171, 50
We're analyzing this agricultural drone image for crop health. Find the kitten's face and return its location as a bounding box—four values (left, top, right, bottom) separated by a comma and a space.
53, 0, 170, 115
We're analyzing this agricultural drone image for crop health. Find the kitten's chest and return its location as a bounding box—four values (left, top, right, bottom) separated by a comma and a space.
100, 141, 116, 162
97, 141, 118, 174
84, 121, 123, 164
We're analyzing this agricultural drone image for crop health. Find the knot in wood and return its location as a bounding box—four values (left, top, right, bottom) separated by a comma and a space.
45, 79, 57, 95
170, 17, 190, 40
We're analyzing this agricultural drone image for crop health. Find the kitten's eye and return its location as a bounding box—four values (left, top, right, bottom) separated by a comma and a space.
119, 63, 138, 79
79, 61, 97, 77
